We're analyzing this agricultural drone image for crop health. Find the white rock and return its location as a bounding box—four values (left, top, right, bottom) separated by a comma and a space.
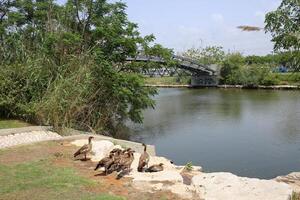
71, 139, 115, 162
192, 172, 293, 200
276, 172, 300, 193
132, 170, 183, 183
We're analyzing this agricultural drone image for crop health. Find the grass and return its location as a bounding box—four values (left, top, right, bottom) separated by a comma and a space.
0, 159, 125, 200
0, 119, 32, 129
144, 76, 190, 85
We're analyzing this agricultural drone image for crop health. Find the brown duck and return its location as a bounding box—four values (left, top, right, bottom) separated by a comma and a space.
137, 143, 150, 172
94, 154, 115, 175
74, 136, 94, 160
145, 163, 164, 173
116, 149, 135, 179
118, 149, 135, 172
110, 148, 122, 155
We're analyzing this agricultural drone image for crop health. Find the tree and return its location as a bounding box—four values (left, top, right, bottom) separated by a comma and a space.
265, 0, 300, 71
182, 46, 225, 65
0, 0, 162, 135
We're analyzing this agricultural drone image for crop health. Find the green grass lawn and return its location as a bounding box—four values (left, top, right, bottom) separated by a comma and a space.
0, 119, 32, 129
0, 159, 125, 200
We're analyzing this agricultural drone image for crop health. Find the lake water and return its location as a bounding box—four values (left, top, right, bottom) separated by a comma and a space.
129, 88, 300, 179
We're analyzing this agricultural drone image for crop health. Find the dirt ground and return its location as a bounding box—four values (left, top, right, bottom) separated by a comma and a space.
0, 140, 188, 200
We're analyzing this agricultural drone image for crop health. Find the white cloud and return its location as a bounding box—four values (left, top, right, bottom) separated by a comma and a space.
211, 13, 224, 23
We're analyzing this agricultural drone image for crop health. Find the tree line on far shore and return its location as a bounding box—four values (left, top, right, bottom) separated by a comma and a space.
180, 47, 300, 86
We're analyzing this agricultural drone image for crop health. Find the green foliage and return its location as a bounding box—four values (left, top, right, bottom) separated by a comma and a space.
220, 53, 280, 86
184, 162, 193, 171
182, 46, 225, 65
220, 53, 245, 84
265, 0, 300, 71
0, 0, 160, 135
274, 72, 300, 84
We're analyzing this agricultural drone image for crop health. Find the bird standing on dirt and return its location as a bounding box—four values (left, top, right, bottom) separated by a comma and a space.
73, 136, 94, 160
145, 163, 164, 172
137, 143, 150, 172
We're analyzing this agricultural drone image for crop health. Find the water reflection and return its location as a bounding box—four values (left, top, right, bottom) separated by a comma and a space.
129, 88, 300, 179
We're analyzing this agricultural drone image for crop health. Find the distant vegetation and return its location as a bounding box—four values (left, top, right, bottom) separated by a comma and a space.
265, 0, 300, 72
179, 46, 299, 86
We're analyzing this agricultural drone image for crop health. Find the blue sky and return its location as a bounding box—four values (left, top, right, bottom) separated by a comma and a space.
58, 0, 281, 55
123, 0, 281, 55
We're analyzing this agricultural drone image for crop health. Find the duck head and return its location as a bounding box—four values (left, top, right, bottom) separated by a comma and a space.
88, 136, 94, 142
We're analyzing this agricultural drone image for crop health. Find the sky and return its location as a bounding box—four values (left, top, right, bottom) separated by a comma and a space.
123, 0, 281, 55
58, 0, 281, 55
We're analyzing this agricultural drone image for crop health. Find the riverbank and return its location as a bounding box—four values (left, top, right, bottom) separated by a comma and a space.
145, 84, 300, 90
0, 126, 299, 199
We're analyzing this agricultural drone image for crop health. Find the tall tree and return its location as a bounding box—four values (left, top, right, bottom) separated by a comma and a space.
0, 0, 167, 136
265, 0, 300, 71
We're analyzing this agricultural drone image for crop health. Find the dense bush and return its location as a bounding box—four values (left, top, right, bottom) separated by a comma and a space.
220, 53, 280, 86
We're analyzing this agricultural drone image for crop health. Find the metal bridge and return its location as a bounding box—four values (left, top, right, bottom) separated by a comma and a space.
126, 55, 219, 87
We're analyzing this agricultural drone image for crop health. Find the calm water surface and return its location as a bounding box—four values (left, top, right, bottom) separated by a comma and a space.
129, 88, 300, 179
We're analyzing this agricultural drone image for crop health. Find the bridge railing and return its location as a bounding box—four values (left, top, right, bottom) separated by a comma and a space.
126, 54, 216, 75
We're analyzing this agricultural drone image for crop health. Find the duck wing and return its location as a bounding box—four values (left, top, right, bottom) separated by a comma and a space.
138, 152, 149, 171
74, 144, 89, 157
95, 156, 111, 170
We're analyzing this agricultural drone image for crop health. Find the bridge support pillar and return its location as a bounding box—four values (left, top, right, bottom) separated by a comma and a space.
191, 75, 219, 87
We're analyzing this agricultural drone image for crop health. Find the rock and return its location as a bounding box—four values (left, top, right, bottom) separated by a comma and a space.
192, 172, 293, 200
176, 165, 203, 172
276, 172, 300, 193
132, 170, 183, 183
71, 139, 115, 162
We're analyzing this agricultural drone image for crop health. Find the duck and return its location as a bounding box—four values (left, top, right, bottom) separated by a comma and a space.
145, 163, 164, 173
110, 148, 122, 155
94, 154, 115, 175
104, 148, 129, 173
74, 136, 94, 160
116, 149, 135, 179
118, 149, 135, 172
137, 143, 150, 172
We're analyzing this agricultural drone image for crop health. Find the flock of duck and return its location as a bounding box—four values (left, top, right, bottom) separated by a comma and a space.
73, 136, 164, 177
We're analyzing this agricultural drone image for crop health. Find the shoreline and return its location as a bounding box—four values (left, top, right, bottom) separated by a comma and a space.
0, 126, 298, 199
145, 84, 300, 90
